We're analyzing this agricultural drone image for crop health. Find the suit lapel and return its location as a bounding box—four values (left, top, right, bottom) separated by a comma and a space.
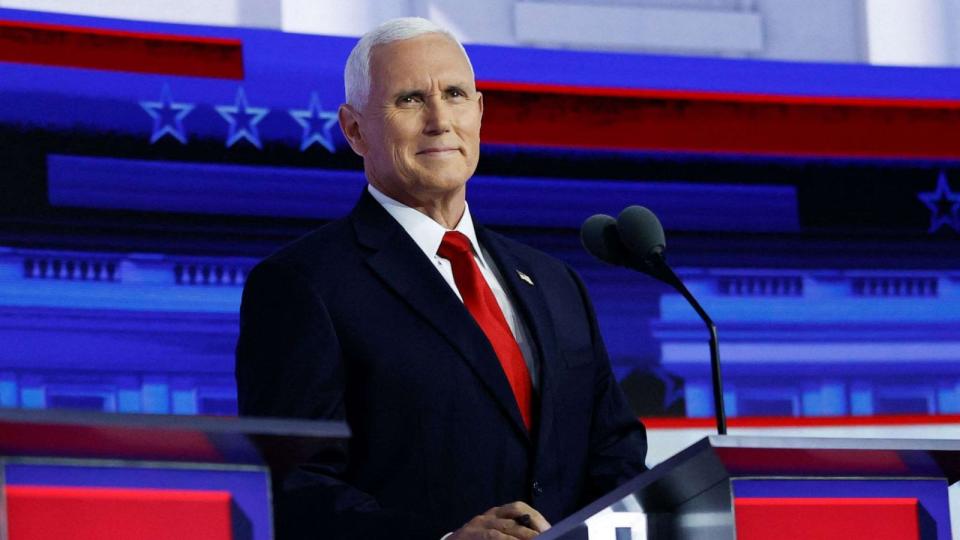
350, 191, 531, 440
476, 226, 561, 450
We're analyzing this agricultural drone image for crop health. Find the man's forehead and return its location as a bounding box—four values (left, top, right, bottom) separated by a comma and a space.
369, 34, 473, 79
370, 32, 454, 55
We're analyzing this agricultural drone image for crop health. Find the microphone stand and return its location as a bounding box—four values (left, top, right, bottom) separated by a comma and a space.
581, 212, 728, 435
644, 252, 727, 435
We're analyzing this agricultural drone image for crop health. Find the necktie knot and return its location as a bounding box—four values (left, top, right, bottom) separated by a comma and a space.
438, 231, 473, 260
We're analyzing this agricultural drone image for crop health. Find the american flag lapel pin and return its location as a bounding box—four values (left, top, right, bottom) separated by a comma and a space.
516, 269, 534, 286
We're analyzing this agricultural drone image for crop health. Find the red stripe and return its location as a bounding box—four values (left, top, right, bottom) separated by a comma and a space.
478, 80, 960, 110
641, 413, 960, 429
0, 19, 243, 79
0, 421, 222, 461
735, 497, 919, 540
6, 486, 234, 540
719, 447, 910, 476
477, 80, 960, 158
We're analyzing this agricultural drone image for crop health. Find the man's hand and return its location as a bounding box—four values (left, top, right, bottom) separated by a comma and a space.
449, 502, 551, 539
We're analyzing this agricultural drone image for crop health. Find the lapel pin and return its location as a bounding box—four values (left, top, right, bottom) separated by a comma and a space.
516, 270, 534, 286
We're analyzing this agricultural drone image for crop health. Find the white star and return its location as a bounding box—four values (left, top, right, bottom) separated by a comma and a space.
289, 92, 339, 152
140, 83, 194, 144
918, 171, 960, 233
215, 87, 270, 149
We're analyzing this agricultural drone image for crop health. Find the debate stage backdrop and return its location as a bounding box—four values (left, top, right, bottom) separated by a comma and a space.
1, 8, 959, 424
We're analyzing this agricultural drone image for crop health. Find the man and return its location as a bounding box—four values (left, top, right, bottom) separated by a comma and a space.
236, 17, 647, 540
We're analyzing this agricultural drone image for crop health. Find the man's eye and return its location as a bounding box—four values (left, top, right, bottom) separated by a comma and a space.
398, 95, 422, 105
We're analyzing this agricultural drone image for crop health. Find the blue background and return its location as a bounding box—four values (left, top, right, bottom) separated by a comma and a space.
1, 7, 958, 420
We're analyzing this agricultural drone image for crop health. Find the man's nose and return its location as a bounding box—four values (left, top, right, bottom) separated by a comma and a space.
422, 97, 452, 135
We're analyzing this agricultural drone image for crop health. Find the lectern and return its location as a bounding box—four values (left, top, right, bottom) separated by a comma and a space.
0, 408, 348, 540
540, 436, 960, 540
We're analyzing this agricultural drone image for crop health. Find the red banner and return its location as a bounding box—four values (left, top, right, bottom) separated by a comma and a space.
479, 81, 960, 159
0, 19, 243, 78
6, 485, 235, 540
736, 497, 920, 540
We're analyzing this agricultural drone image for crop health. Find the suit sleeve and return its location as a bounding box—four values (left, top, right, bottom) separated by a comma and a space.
235, 262, 440, 540
567, 267, 649, 500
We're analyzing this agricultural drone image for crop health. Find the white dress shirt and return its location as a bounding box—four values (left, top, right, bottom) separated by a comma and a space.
367, 184, 539, 390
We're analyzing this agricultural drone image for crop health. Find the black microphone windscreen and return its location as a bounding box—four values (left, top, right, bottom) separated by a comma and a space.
580, 214, 627, 266
617, 206, 666, 257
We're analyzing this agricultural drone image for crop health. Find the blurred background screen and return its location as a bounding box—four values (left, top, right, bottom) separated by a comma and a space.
1, 0, 959, 459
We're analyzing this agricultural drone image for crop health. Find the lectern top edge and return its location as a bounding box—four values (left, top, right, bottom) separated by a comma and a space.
537, 435, 960, 540
0, 408, 349, 469
708, 434, 960, 452
0, 407, 349, 439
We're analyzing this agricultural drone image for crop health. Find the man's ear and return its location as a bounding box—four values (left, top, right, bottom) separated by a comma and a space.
477, 91, 483, 123
338, 104, 367, 157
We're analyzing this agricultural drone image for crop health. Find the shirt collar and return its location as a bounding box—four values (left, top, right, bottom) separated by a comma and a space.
367, 184, 485, 265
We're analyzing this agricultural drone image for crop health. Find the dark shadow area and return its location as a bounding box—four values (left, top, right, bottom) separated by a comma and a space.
231, 498, 255, 540
918, 503, 937, 540
620, 367, 685, 417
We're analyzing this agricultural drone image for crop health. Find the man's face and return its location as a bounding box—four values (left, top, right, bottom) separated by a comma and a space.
342, 33, 483, 206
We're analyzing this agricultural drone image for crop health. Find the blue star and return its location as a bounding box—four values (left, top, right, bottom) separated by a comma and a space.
918, 171, 960, 233
215, 87, 270, 149
289, 92, 339, 152
140, 83, 194, 144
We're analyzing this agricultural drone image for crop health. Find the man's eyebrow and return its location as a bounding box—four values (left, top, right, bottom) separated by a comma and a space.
392, 89, 425, 100
391, 84, 473, 100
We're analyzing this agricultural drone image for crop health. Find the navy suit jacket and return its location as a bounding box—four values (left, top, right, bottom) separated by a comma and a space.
236, 190, 647, 539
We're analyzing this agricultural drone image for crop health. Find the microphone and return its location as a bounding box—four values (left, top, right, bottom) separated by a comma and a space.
580, 207, 728, 435
580, 214, 627, 266
616, 206, 676, 285
616, 205, 665, 257
581, 209, 674, 286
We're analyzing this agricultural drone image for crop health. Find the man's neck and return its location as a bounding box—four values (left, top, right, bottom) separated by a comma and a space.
369, 182, 466, 229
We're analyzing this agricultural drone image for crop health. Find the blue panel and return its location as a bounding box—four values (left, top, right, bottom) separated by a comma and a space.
20, 387, 44, 409
5, 462, 271, 540
142, 381, 170, 414
819, 383, 849, 416
0, 278, 243, 313
733, 479, 950, 539
684, 379, 714, 417
0, 375, 17, 407
801, 386, 822, 416
660, 296, 960, 323
722, 390, 737, 417
939, 386, 960, 414
117, 389, 142, 413
47, 154, 799, 232
172, 389, 199, 415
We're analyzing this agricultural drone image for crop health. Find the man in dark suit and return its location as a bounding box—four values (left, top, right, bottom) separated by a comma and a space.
236, 17, 647, 540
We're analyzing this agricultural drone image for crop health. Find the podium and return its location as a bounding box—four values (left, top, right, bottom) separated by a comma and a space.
541, 435, 960, 540
5, 413, 959, 540
0, 408, 348, 540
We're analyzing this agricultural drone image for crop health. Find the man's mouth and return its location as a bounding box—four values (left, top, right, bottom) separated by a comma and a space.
417, 147, 460, 155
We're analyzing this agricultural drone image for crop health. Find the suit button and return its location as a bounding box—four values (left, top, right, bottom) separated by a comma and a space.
532, 480, 543, 495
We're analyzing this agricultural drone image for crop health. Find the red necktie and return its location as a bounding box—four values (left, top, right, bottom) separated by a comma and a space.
438, 231, 534, 430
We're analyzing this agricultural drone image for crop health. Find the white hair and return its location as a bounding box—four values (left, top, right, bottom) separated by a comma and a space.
344, 17, 474, 107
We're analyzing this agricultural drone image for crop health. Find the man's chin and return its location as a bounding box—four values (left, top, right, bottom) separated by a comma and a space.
414, 168, 471, 189
415, 176, 469, 196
